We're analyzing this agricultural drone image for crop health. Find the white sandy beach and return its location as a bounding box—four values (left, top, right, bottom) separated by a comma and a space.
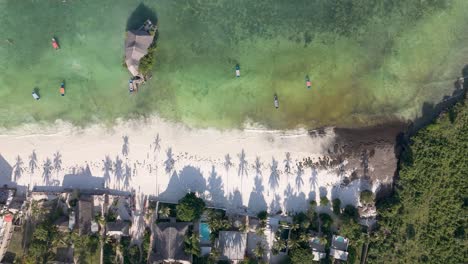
0, 117, 374, 214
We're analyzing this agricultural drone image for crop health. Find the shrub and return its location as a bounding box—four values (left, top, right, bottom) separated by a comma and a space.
332, 198, 341, 214
257, 211, 268, 220
176, 192, 205, 222
320, 196, 329, 206
360, 190, 374, 204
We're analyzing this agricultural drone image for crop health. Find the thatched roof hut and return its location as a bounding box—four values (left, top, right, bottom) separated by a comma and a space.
125, 29, 154, 76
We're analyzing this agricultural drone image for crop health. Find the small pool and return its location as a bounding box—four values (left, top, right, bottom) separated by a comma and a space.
199, 223, 211, 243
336, 236, 345, 242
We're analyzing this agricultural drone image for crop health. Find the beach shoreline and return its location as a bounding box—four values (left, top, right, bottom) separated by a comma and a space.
0, 116, 401, 214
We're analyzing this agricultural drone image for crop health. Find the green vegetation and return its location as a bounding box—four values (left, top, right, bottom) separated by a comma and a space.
332, 198, 341, 214
206, 209, 231, 241
289, 248, 314, 263
320, 196, 329, 206
1, 0, 467, 128
139, 44, 157, 76
359, 190, 374, 204
184, 228, 201, 257
176, 192, 206, 222
368, 98, 468, 263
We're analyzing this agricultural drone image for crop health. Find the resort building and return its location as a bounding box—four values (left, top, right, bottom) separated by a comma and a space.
151, 222, 191, 264
309, 237, 326, 261
330, 235, 349, 262
216, 231, 247, 263
125, 20, 157, 76
106, 221, 130, 237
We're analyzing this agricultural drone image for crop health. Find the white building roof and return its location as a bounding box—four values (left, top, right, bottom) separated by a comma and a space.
330, 248, 349, 261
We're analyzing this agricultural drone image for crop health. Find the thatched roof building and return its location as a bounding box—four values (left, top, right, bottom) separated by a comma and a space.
125, 20, 156, 76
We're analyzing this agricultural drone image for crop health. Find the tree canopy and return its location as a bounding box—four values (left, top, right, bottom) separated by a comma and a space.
176, 192, 206, 222
368, 98, 468, 263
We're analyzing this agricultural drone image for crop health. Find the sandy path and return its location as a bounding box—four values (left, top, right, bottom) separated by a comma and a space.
0, 117, 366, 213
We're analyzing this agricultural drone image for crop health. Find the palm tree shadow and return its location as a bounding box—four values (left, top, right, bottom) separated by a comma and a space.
269, 158, 279, 190
102, 155, 113, 187
28, 150, 38, 174
238, 149, 248, 177
164, 148, 175, 173
122, 135, 129, 157
126, 3, 158, 30
13, 156, 24, 182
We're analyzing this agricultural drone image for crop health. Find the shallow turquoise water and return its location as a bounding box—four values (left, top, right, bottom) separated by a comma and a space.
0, 0, 467, 129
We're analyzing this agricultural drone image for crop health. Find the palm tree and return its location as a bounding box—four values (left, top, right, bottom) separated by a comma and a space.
184, 233, 200, 257
158, 206, 171, 218
287, 238, 300, 250
272, 239, 286, 254
253, 242, 265, 260
299, 233, 310, 243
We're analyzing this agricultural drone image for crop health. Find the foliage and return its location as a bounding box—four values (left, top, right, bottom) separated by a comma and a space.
332, 198, 341, 214
289, 248, 314, 264
184, 231, 201, 257
138, 44, 156, 76
158, 205, 171, 218
257, 211, 268, 220
120, 236, 140, 264
27, 221, 59, 263
320, 196, 329, 206
360, 190, 374, 204
206, 209, 231, 241
176, 192, 206, 222
368, 99, 468, 263
252, 242, 265, 259
141, 227, 151, 263
319, 213, 333, 234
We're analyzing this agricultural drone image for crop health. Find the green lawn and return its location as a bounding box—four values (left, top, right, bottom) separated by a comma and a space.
1, 0, 467, 128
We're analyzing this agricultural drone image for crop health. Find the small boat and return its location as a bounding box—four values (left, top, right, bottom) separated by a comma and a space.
59, 82, 65, 96
128, 80, 134, 93
52, 38, 59, 49
274, 94, 279, 109
235, 64, 240, 78
305, 75, 311, 89
32, 91, 40, 100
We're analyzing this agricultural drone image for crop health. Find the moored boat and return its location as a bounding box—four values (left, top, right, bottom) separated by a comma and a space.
52, 38, 59, 49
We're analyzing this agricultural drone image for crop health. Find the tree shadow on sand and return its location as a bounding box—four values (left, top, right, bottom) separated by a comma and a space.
284, 152, 292, 174
122, 135, 130, 157
158, 166, 206, 202
102, 156, 113, 187
295, 164, 304, 190
13, 156, 24, 182
164, 148, 175, 173
126, 3, 158, 31
53, 151, 62, 178
270, 194, 282, 214
42, 158, 53, 186
254, 157, 262, 176
28, 150, 38, 174
237, 149, 248, 177
114, 156, 123, 189
224, 154, 233, 172
152, 134, 161, 155
207, 166, 227, 207
309, 165, 318, 192
122, 162, 132, 190
268, 158, 279, 190
248, 175, 267, 213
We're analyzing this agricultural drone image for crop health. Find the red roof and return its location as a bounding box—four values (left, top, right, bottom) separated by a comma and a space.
3, 214, 13, 222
